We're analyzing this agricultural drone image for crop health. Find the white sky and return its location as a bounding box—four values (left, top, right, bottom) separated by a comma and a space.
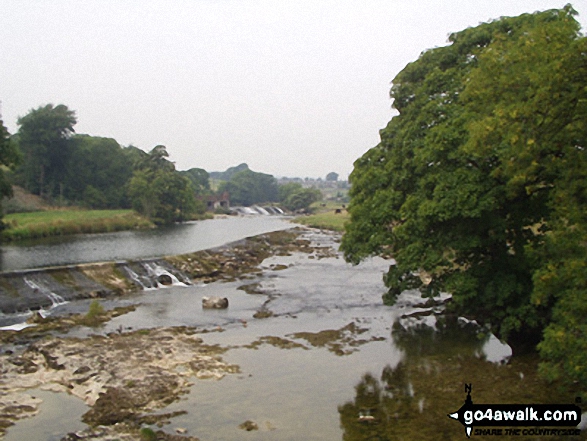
1, 1, 585, 179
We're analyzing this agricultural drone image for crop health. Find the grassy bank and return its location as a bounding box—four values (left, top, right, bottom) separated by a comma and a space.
294, 203, 349, 232
2, 209, 154, 241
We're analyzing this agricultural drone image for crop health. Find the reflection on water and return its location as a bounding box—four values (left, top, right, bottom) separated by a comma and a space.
3, 389, 87, 441
0, 216, 293, 271
339, 318, 494, 440
339, 317, 580, 441
4, 229, 576, 441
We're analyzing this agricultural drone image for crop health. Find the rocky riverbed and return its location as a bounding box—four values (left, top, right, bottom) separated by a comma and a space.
0, 227, 352, 440
2, 227, 580, 441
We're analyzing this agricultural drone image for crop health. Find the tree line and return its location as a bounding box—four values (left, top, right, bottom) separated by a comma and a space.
0, 105, 324, 225
341, 6, 586, 393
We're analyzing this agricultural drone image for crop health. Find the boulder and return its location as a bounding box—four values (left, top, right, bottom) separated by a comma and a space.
202, 296, 229, 309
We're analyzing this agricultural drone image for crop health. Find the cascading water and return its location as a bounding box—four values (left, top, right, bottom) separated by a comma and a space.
121, 265, 156, 290
252, 206, 270, 215
141, 262, 189, 287
24, 278, 68, 308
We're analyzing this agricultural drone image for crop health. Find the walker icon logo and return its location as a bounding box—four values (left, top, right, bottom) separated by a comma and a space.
448, 384, 582, 438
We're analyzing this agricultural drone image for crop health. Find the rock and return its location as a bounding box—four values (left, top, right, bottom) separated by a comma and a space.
239, 420, 258, 431
26, 311, 46, 324
157, 274, 173, 286
202, 296, 229, 309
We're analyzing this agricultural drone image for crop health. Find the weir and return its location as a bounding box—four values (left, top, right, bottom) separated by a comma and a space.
0, 258, 192, 317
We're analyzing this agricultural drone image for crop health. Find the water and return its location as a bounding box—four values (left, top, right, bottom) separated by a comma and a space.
3, 229, 582, 440
2, 389, 87, 441
0, 216, 293, 272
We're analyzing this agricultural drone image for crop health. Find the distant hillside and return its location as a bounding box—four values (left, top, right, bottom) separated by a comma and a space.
209, 163, 249, 181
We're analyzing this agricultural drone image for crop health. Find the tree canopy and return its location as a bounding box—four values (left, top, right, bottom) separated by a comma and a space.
66, 135, 136, 208
0, 119, 20, 222
326, 172, 339, 182
278, 182, 322, 211
218, 169, 279, 206
341, 6, 586, 391
128, 145, 199, 224
15, 104, 76, 197
8, 104, 211, 222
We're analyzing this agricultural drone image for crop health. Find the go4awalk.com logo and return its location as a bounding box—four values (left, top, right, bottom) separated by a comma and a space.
448, 384, 582, 437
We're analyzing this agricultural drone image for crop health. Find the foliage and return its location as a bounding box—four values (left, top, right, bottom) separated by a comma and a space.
139, 427, 157, 441
14, 104, 76, 197
128, 145, 198, 224
341, 4, 586, 391
209, 162, 249, 180
81, 300, 106, 327
326, 172, 339, 181
218, 169, 279, 206
179, 167, 210, 195
65, 135, 135, 208
278, 182, 322, 211
0, 119, 21, 226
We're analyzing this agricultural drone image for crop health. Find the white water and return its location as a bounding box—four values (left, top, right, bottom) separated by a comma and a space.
142, 262, 189, 287
24, 278, 68, 311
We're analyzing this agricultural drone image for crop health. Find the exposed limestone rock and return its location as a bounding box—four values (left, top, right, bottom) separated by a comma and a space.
0, 327, 239, 437
201, 296, 229, 309
239, 420, 259, 431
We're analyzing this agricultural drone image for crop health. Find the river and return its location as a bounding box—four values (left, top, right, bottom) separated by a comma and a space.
0, 216, 293, 272
1, 222, 584, 440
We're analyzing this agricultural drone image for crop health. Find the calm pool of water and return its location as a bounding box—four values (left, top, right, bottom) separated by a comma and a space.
0, 216, 293, 271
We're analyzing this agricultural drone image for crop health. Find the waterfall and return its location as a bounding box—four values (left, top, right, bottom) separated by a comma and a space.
121, 265, 156, 290
141, 262, 189, 287
252, 206, 270, 215
24, 278, 68, 313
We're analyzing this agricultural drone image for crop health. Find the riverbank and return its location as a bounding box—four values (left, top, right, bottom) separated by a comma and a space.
293, 210, 348, 231
1, 210, 154, 241
1, 209, 218, 242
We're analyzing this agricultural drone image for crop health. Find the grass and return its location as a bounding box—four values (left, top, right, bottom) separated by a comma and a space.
79, 300, 106, 327
2, 209, 154, 241
293, 202, 350, 232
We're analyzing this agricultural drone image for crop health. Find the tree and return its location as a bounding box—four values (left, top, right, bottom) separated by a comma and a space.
218, 169, 279, 206
0, 119, 20, 226
179, 168, 210, 195
278, 182, 322, 211
326, 172, 339, 182
341, 4, 586, 378
128, 145, 197, 224
14, 104, 76, 197
209, 163, 249, 181
65, 135, 135, 208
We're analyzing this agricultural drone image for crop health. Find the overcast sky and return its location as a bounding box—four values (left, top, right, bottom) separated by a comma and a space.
1, 1, 585, 179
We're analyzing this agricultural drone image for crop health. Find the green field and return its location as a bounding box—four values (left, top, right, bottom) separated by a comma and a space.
2, 209, 153, 241
293, 202, 349, 232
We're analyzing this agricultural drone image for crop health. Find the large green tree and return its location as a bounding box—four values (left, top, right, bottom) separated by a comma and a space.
341, 4, 586, 388
0, 119, 21, 225
218, 169, 279, 206
278, 182, 322, 211
65, 135, 135, 208
179, 167, 210, 195
128, 145, 197, 224
15, 104, 76, 197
